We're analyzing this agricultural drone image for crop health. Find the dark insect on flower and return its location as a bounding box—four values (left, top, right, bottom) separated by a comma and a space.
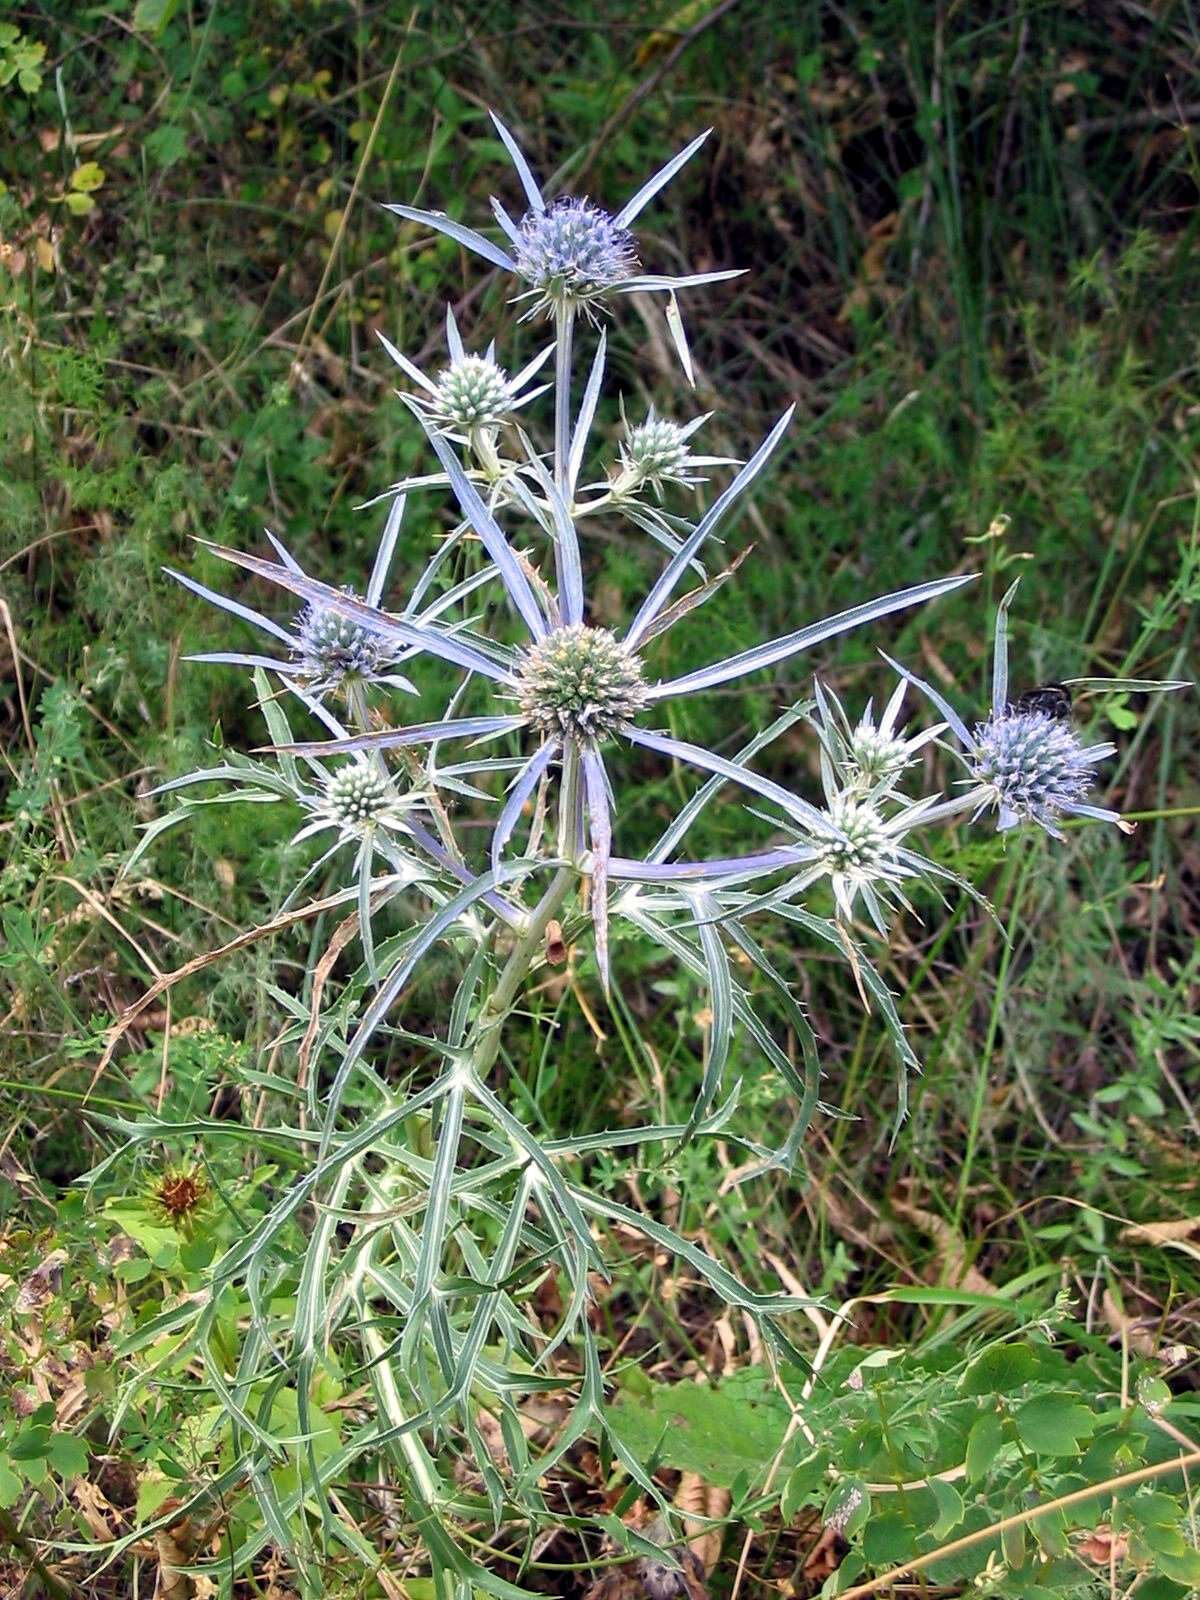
1011, 683, 1072, 721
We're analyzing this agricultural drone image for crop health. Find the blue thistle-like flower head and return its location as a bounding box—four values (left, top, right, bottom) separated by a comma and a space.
514, 198, 639, 315
294, 592, 404, 695
970, 709, 1114, 837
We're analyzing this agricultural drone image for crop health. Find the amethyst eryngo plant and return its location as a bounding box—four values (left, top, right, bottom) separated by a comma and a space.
101, 115, 1182, 1596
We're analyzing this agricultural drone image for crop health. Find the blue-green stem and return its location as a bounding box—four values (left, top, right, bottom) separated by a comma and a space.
553, 303, 575, 496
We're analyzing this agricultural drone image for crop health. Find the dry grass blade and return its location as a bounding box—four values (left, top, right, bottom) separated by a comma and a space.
87, 885, 368, 1093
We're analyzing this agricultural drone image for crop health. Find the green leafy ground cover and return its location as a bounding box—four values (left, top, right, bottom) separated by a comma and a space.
2, 2, 1198, 1595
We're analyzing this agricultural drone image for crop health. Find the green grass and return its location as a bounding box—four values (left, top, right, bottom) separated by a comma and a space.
2, 1, 1199, 1595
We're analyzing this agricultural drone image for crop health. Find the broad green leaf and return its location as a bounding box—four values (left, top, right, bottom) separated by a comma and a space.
133, 0, 180, 33
0, 1461, 24, 1508
47, 1433, 89, 1479
71, 162, 105, 194
965, 1410, 1003, 1482
927, 1475, 964, 1539
862, 1509, 915, 1564
8, 1427, 51, 1462
960, 1342, 1038, 1395
1014, 1394, 1095, 1455
610, 1369, 792, 1487
145, 125, 187, 169
781, 1452, 828, 1522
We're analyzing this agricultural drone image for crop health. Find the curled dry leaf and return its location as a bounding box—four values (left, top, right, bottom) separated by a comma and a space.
1120, 1215, 1200, 1251
1077, 1524, 1129, 1565
676, 1470, 730, 1576
154, 1502, 195, 1600
890, 1197, 995, 1295
545, 918, 567, 965
15, 1248, 68, 1314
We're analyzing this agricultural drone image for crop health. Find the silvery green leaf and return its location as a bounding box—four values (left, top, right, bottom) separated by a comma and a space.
614, 269, 746, 292
489, 110, 544, 212
663, 290, 694, 386
614, 128, 711, 227
687, 892, 732, 1133
513, 425, 583, 625
320, 862, 545, 1161
164, 565, 295, 643
492, 739, 557, 874
490, 194, 522, 244
383, 202, 517, 271
648, 702, 808, 863
183, 651, 305, 673
251, 666, 302, 788
992, 578, 1021, 716
622, 724, 837, 838
572, 1187, 816, 1313
625, 407, 794, 649
650, 573, 977, 701
568, 329, 606, 495
402, 398, 550, 640
197, 540, 515, 683
268, 713, 528, 758
581, 746, 612, 990
1064, 676, 1190, 693
615, 501, 711, 575
376, 330, 439, 395
465, 1070, 597, 1258
880, 650, 975, 747
725, 921, 821, 1165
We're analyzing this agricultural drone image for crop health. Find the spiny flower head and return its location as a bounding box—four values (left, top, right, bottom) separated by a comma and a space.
431, 354, 516, 432
294, 593, 400, 693
971, 709, 1113, 837
849, 719, 916, 785
620, 413, 694, 491
515, 625, 648, 741
145, 1161, 211, 1232
514, 198, 639, 315
810, 680, 941, 799
816, 794, 893, 877
324, 762, 393, 828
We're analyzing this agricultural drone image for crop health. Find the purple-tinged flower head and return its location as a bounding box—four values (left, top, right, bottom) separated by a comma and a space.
515, 624, 648, 741
513, 198, 639, 316
385, 115, 746, 375
431, 354, 516, 431
970, 708, 1114, 836
293, 591, 407, 696
881, 578, 1185, 840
